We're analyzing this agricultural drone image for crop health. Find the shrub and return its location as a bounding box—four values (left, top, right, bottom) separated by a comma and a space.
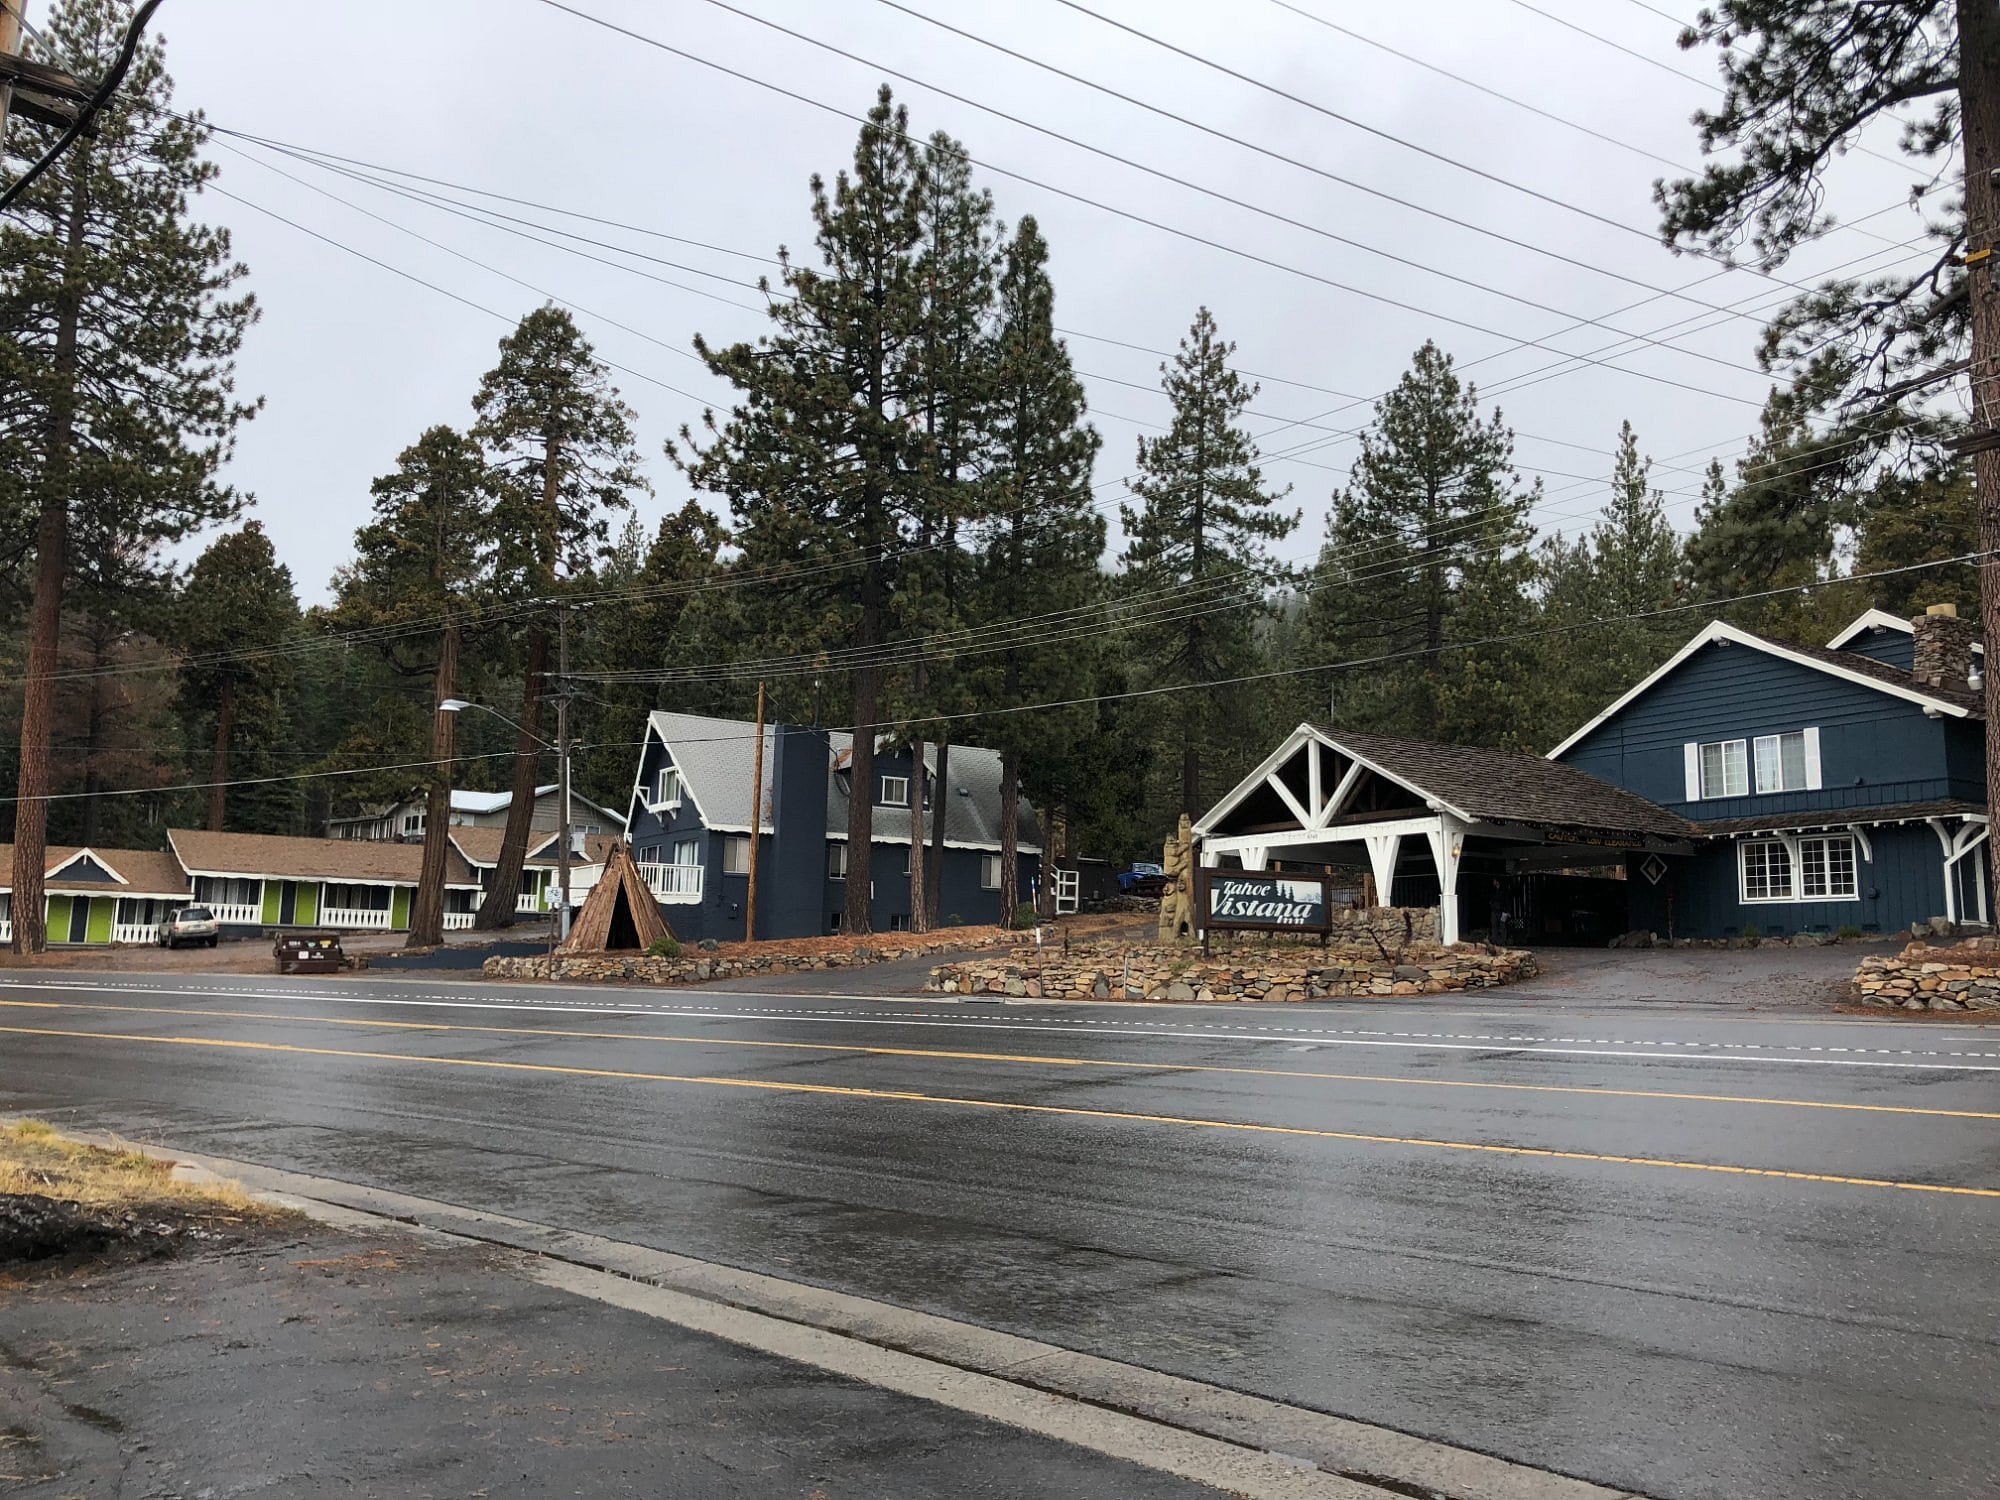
1836, 924, 1863, 941
946, 913, 963, 926
1741, 922, 1761, 946
1013, 902, 1040, 929
646, 935, 681, 959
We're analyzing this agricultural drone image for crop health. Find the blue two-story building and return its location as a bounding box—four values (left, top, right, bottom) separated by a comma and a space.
622, 711, 1042, 942
1194, 606, 1990, 944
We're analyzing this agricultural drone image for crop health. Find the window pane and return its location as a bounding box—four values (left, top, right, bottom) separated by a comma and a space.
1800, 839, 1827, 897
1781, 731, 1808, 790
1754, 737, 1779, 794
1724, 741, 1748, 797
1700, 742, 1724, 798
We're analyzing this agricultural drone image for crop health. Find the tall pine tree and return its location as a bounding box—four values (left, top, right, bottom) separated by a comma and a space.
1121, 307, 1296, 819
1302, 342, 1539, 747
0, 0, 259, 951
469, 304, 643, 928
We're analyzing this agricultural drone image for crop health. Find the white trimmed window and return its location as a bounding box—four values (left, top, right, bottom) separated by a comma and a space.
1698, 739, 1749, 799
1740, 841, 1793, 901
401, 812, 424, 835
1754, 731, 1810, 793
722, 835, 751, 875
879, 775, 909, 807
654, 767, 682, 809
828, 841, 848, 879
980, 853, 1003, 890
671, 838, 699, 866
1799, 835, 1858, 899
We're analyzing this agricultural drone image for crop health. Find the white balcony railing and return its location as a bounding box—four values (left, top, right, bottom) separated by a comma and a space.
639, 862, 703, 903
113, 922, 158, 945
516, 890, 545, 914
321, 905, 393, 931
0, 919, 10, 942
443, 911, 475, 931
205, 902, 262, 927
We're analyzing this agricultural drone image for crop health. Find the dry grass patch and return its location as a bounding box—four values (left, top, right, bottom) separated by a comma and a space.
0, 1119, 268, 1216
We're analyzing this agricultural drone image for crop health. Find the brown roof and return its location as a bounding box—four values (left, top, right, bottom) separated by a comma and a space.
449, 827, 618, 869
167, 829, 479, 888
0, 845, 191, 898
1774, 635, 1985, 716
1316, 728, 1695, 839
1692, 799, 1983, 837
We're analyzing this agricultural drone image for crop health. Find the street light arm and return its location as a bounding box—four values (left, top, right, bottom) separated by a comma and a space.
438, 698, 555, 752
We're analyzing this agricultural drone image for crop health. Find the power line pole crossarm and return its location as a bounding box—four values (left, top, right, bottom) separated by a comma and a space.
1958, 0, 2000, 916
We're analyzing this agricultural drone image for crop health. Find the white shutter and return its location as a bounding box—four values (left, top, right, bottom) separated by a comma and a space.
1802, 727, 1823, 790
1683, 743, 1701, 801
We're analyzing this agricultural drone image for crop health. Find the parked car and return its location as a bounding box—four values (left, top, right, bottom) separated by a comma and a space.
156, 905, 219, 949
1117, 862, 1168, 898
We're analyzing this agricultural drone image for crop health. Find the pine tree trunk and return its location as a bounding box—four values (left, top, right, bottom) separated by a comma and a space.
1960, 0, 2000, 919
408, 625, 461, 949
846, 657, 880, 936
475, 625, 547, 927
907, 738, 928, 933
999, 750, 1021, 928
207, 676, 235, 832
927, 735, 949, 922
10, 165, 89, 956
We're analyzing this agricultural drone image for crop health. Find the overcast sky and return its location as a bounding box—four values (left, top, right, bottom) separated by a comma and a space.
122, 0, 1941, 605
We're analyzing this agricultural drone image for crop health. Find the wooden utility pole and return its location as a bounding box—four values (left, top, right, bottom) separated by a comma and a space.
1957, 0, 2000, 912
555, 605, 573, 942
0, 0, 24, 150
745, 681, 766, 942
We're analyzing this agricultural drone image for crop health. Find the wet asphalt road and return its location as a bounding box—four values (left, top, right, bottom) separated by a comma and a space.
0, 961, 1994, 1500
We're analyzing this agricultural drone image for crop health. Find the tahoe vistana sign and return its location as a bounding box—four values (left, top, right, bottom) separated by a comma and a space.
1197, 871, 1335, 942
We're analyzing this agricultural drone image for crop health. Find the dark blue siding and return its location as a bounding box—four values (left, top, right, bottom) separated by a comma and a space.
1839, 630, 1914, 671
1623, 823, 1950, 940
1559, 641, 1960, 820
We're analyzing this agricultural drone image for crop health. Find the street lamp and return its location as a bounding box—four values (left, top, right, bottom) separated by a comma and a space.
438, 696, 575, 940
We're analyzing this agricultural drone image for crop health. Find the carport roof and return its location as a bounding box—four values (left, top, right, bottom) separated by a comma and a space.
1308, 728, 1695, 839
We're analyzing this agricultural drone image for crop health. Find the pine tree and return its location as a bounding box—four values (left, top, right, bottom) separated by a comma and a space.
469, 304, 644, 927
678, 88, 934, 935
327, 428, 499, 948
966, 215, 1104, 923
1686, 395, 1845, 639
1854, 464, 1979, 617
1301, 341, 1538, 746
175, 522, 301, 832
1536, 424, 1688, 732
1121, 307, 1296, 819
0, 0, 259, 951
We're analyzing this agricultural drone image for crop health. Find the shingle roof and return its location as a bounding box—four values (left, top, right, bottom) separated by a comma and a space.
1776, 635, 1985, 715
645, 712, 1040, 850
1314, 728, 1694, 839
167, 830, 480, 887
0, 846, 192, 898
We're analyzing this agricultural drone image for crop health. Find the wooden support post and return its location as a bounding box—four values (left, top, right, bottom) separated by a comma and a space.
745, 681, 766, 943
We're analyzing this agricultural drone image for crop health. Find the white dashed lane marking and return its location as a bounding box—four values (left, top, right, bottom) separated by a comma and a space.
4, 978, 2000, 1072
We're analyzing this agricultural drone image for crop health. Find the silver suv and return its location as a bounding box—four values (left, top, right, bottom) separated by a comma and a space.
157, 906, 220, 949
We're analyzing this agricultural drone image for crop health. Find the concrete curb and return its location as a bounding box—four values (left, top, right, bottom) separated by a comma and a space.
75, 1137, 1645, 1500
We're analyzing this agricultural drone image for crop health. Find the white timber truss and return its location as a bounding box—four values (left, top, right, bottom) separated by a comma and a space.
1927, 814, 1993, 927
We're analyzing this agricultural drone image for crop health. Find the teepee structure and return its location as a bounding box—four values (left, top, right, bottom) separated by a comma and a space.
560, 841, 675, 953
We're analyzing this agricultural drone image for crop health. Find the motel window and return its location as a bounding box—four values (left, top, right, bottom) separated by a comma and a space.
401, 812, 424, 835
324, 884, 392, 912
828, 841, 848, 879
1739, 841, 1793, 902
1698, 739, 1749, 799
1753, 731, 1810, 794
879, 775, 909, 807
980, 853, 1003, 890
723, 835, 751, 875
1799, 836, 1858, 900
655, 767, 682, 809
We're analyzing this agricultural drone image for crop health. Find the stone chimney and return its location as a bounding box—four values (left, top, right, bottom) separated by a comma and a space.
1910, 603, 1981, 690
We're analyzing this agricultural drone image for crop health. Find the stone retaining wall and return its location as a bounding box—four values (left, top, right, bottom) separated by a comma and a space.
1853, 941, 2000, 1010
930, 938, 1534, 1002
486, 937, 988, 987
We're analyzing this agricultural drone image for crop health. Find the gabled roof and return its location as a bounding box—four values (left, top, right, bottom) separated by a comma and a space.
0, 845, 191, 899
641, 711, 746, 828
1547, 619, 1982, 760
449, 827, 617, 870
826, 732, 1042, 852
1825, 606, 1982, 656
167, 829, 480, 888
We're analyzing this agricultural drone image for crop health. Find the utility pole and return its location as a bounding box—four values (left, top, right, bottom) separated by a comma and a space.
1957, 0, 2000, 914
555, 604, 573, 943
745, 680, 766, 942
0, 0, 24, 151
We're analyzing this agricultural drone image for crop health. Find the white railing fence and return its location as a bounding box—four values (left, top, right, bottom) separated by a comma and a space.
205, 902, 262, 926
112, 922, 158, 945
515, 890, 545, 914
321, 905, 393, 931
443, 911, 475, 931
639, 862, 703, 902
